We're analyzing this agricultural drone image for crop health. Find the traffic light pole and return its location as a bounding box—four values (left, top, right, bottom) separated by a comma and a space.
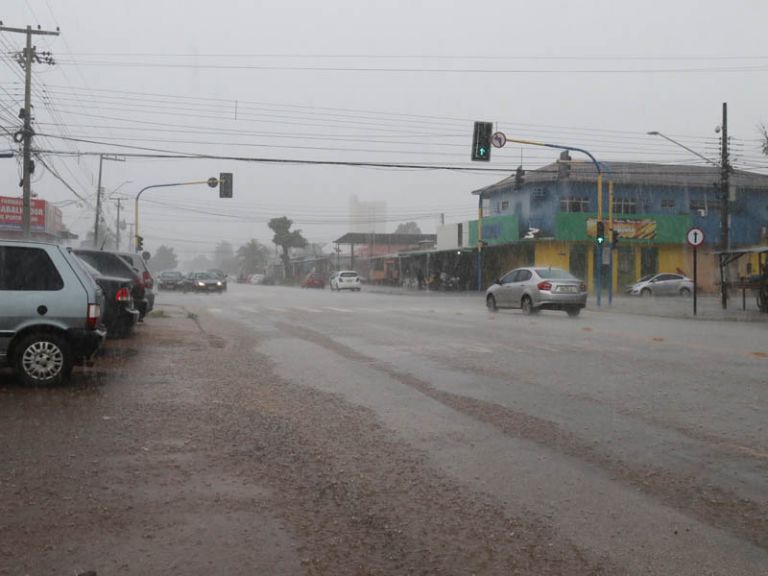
133, 179, 218, 252
501, 137, 605, 305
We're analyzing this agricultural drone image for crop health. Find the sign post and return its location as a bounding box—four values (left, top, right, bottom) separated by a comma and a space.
687, 227, 705, 316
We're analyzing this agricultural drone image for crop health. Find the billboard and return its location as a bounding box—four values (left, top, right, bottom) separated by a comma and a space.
0, 196, 63, 234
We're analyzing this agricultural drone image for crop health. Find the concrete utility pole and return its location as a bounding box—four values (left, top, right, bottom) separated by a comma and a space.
93, 154, 126, 247
719, 102, 731, 310
0, 23, 60, 238
115, 198, 122, 251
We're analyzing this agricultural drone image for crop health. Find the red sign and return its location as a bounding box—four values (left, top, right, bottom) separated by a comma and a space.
0, 196, 60, 232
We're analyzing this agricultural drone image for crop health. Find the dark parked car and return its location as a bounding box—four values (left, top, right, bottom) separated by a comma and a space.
117, 252, 156, 313
158, 270, 185, 290
1, 240, 106, 386
179, 272, 226, 293
74, 258, 140, 338
72, 249, 151, 320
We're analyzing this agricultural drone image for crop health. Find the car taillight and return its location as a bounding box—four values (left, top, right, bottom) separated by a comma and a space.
537, 281, 552, 291
116, 287, 131, 302
143, 271, 153, 289
86, 303, 100, 329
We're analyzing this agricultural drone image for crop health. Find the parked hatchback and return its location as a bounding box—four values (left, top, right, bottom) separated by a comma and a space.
626, 273, 693, 297
0, 240, 106, 386
72, 249, 150, 320
330, 270, 361, 291
486, 266, 587, 317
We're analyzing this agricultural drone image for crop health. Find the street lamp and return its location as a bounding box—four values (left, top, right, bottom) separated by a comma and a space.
646, 131, 718, 166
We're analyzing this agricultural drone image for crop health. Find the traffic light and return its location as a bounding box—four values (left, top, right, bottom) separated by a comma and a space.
135, 235, 144, 252
595, 221, 605, 245
219, 172, 233, 198
471, 121, 492, 162
611, 230, 620, 248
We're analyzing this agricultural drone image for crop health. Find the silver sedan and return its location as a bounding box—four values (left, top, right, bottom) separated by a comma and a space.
485, 267, 588, 317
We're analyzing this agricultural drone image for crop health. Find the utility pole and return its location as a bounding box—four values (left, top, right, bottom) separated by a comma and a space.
719, 102, 731, 309
93, 154, 126, 247
115, 198, 122, 251
0, 23, 60, 238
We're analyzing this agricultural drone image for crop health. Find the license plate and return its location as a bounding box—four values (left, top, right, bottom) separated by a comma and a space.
558, 286, 577, 293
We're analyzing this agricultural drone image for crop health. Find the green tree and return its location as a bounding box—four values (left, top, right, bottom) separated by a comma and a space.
236, 239, 270, 275
148, 244, 178, 273
268, 216, 307, 273
394, 221, 422, 235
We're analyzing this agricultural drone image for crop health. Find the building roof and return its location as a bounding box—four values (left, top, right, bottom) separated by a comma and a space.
473, 161, 768, 195
334, 232, 436, 245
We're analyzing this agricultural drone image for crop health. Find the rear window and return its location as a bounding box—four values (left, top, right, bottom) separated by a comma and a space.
75, 252, 135, 278
535, 268, 577, 280
340, 272, 359, 278
0, 246, 64, 291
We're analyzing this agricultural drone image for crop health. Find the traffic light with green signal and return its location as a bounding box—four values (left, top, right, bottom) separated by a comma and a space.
595, 221, 605, 245
471, 121, 492, 162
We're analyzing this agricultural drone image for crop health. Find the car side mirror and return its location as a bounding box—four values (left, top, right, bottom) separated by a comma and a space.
495, 278, 501, 285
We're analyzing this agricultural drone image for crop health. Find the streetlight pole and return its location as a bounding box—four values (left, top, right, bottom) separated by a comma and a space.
649, 107, 731, 309
134, 178, 219, 252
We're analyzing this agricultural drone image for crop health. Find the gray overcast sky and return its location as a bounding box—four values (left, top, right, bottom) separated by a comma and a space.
2, 0, 767, 259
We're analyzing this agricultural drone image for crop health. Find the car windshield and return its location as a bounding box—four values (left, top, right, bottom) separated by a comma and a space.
3, 4, 766, 574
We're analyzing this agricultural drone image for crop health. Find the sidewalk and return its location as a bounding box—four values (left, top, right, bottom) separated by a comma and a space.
361, 284, 767, 322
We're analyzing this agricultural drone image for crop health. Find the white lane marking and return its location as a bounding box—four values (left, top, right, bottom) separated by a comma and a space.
207, 308, 223, 314
235, 305, 259, 313
324, 307, 352, 313
296, 307, 323, 313
265, 306, 288, 312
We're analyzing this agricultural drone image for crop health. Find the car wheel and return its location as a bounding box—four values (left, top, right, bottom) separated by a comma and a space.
566, 306, 581, 317
679, 287, 691, 297
486, 294, 497, 312
641, 288, 652, 297
521, 295, 536, 315
13, 332, 73, 387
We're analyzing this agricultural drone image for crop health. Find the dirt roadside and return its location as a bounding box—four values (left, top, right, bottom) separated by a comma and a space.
0, 305, 616, 576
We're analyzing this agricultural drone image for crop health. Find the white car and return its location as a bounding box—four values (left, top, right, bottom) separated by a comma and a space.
330, 270, 361, 291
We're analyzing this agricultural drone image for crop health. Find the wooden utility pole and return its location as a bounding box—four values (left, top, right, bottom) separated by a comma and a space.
0, 23, 59, 238
720, 103, 731, 310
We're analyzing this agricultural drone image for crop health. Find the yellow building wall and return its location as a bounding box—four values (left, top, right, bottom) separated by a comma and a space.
534, 241, 569, 269
659, 245, 687, 276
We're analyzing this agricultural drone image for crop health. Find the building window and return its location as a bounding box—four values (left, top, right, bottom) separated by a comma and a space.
559, 197, 589, 213
661, 199, 675, 209
614, 198, 637, 215
501, 200, 509, 211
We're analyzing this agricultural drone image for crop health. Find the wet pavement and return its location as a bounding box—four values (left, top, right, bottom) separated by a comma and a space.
1, 283, 766, 575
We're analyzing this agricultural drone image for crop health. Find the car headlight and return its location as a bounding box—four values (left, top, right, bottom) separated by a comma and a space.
217, 281, 222, 286
197, 281, 205, 287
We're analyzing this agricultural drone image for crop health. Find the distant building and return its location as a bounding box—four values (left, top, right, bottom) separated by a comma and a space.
0, 195, 74, 242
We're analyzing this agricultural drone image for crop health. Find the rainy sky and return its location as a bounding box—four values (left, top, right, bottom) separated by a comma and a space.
2, 0, 767, 260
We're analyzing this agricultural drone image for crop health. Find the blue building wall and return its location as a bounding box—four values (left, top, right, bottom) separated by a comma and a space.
483, 179, 767, 247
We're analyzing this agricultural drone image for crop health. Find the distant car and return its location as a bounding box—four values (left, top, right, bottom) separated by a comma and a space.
1, 240, 106, 386
330, 270, 361, 292
247, 273, 265, 285
207, 270, 228, 291
74, 258, 140, 338
179, 272, 225, 293
626, 273, 693, 297
301, 272, 325, 289
157, 270, 185, 291
485, 266, 587, 317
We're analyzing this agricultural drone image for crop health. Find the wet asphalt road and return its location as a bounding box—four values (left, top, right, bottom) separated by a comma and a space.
1, 282, 766, 575
197, 284, 768, 575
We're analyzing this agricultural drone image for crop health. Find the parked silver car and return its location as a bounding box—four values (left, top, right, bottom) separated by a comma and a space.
626, 273, 693, 297
0, 240, 106, 386
486, 266, 588, 317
